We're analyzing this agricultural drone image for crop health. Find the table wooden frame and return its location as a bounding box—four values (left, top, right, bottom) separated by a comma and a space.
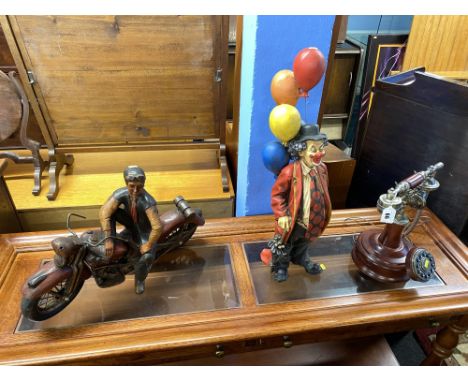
0, 208, 467, 365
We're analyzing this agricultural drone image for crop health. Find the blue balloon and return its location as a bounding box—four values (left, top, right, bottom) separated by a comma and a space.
262, 141, 290, 175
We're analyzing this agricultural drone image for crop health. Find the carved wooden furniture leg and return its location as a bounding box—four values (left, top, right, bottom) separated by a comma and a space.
47, 150, 74, 201
31, 155, 46, 196
420, 315, 468, 366
11, 72, 48, 196
0, 72, 47, 195
0, 152, 45, 196
218, 144, 229, 192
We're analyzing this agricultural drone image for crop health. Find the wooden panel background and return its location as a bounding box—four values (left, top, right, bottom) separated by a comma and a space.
10, 16, 225, 145
0, 23, 15, 67
402, 15, 468, 76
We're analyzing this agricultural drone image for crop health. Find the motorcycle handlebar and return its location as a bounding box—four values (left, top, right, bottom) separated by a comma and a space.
66, 213, 87, 237
86, 235, 130, 247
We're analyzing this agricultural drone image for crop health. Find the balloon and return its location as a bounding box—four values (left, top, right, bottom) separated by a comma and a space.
262, 141, 290, 175
260, 248, 272, 265
293, 47, 326, 97
270, 69, 299, 106
269, 104, 301, 143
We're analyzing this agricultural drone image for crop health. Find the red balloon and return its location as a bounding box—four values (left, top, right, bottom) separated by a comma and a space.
293, 47, 326, 97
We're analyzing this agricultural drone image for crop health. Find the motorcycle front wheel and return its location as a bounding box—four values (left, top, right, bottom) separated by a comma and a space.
21, 276, 84, 322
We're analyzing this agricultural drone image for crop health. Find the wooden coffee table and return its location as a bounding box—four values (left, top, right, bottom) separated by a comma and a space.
0, 208, 466, 365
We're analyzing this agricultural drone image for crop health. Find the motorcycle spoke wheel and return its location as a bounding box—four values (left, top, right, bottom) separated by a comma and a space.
170, 224, 197, 246
22, 273, 85, 321
178, 226, 195, 244
166, 227, 181, 240
36, 280, 68, 312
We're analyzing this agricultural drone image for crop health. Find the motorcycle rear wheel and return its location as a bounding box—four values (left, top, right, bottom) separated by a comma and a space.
168, 222, 198, 246
21, 276, 84, 321
156, 222, 199, 258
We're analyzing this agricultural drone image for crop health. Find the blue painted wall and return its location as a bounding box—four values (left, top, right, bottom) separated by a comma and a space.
348, 15, 413, 34
236, 15, 336, 217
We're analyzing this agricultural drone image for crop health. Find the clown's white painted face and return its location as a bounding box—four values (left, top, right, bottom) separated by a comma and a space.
299, 139, 327, 167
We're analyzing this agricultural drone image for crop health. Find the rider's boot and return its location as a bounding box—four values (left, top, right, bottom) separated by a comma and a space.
134, 251, 155, 294
135, 279, 145, 295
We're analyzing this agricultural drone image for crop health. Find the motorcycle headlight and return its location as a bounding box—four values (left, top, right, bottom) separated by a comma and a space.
51, 236, 80, 267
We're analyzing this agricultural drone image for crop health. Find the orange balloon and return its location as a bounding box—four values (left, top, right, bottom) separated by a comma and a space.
270, 69, 299, 106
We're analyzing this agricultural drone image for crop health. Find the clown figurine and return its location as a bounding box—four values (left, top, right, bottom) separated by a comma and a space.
261, 124, 332, 282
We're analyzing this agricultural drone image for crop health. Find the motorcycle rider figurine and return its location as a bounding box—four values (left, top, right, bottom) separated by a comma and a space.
262, 124, 332, 282
99, 165, 162, 294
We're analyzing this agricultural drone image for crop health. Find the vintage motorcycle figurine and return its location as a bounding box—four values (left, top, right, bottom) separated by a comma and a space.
21, 167, 204, 321
261, 124, 331, 282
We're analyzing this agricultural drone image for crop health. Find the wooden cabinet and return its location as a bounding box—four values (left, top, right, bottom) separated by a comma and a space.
322, 54, 357, 116
0, 208, 466, 365
349, 69, 468, 243
323, 144, 355, 209
0, 16, 234, 227
320, 41, 362, 141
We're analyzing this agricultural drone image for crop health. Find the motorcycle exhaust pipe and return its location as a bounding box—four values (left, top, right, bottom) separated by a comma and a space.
174, 196, 195, 218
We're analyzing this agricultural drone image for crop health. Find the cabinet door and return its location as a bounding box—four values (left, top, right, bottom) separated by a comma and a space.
323, 54, 356, 115
8, 16, 227, 146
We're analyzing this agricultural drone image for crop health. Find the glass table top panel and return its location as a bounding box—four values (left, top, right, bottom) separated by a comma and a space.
17, 245, 239, 332
244, 235, 444, 305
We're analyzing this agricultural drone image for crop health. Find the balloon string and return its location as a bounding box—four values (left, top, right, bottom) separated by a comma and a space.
304, 95, 307, 123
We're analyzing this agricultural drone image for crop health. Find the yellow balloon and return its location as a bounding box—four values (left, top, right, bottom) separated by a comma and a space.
269, 104, 301, 143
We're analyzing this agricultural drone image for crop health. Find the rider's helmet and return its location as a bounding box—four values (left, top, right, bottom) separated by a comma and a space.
124, 165, 146, 185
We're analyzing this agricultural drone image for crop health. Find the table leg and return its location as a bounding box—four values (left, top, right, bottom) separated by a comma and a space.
421, 315, 468, 366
